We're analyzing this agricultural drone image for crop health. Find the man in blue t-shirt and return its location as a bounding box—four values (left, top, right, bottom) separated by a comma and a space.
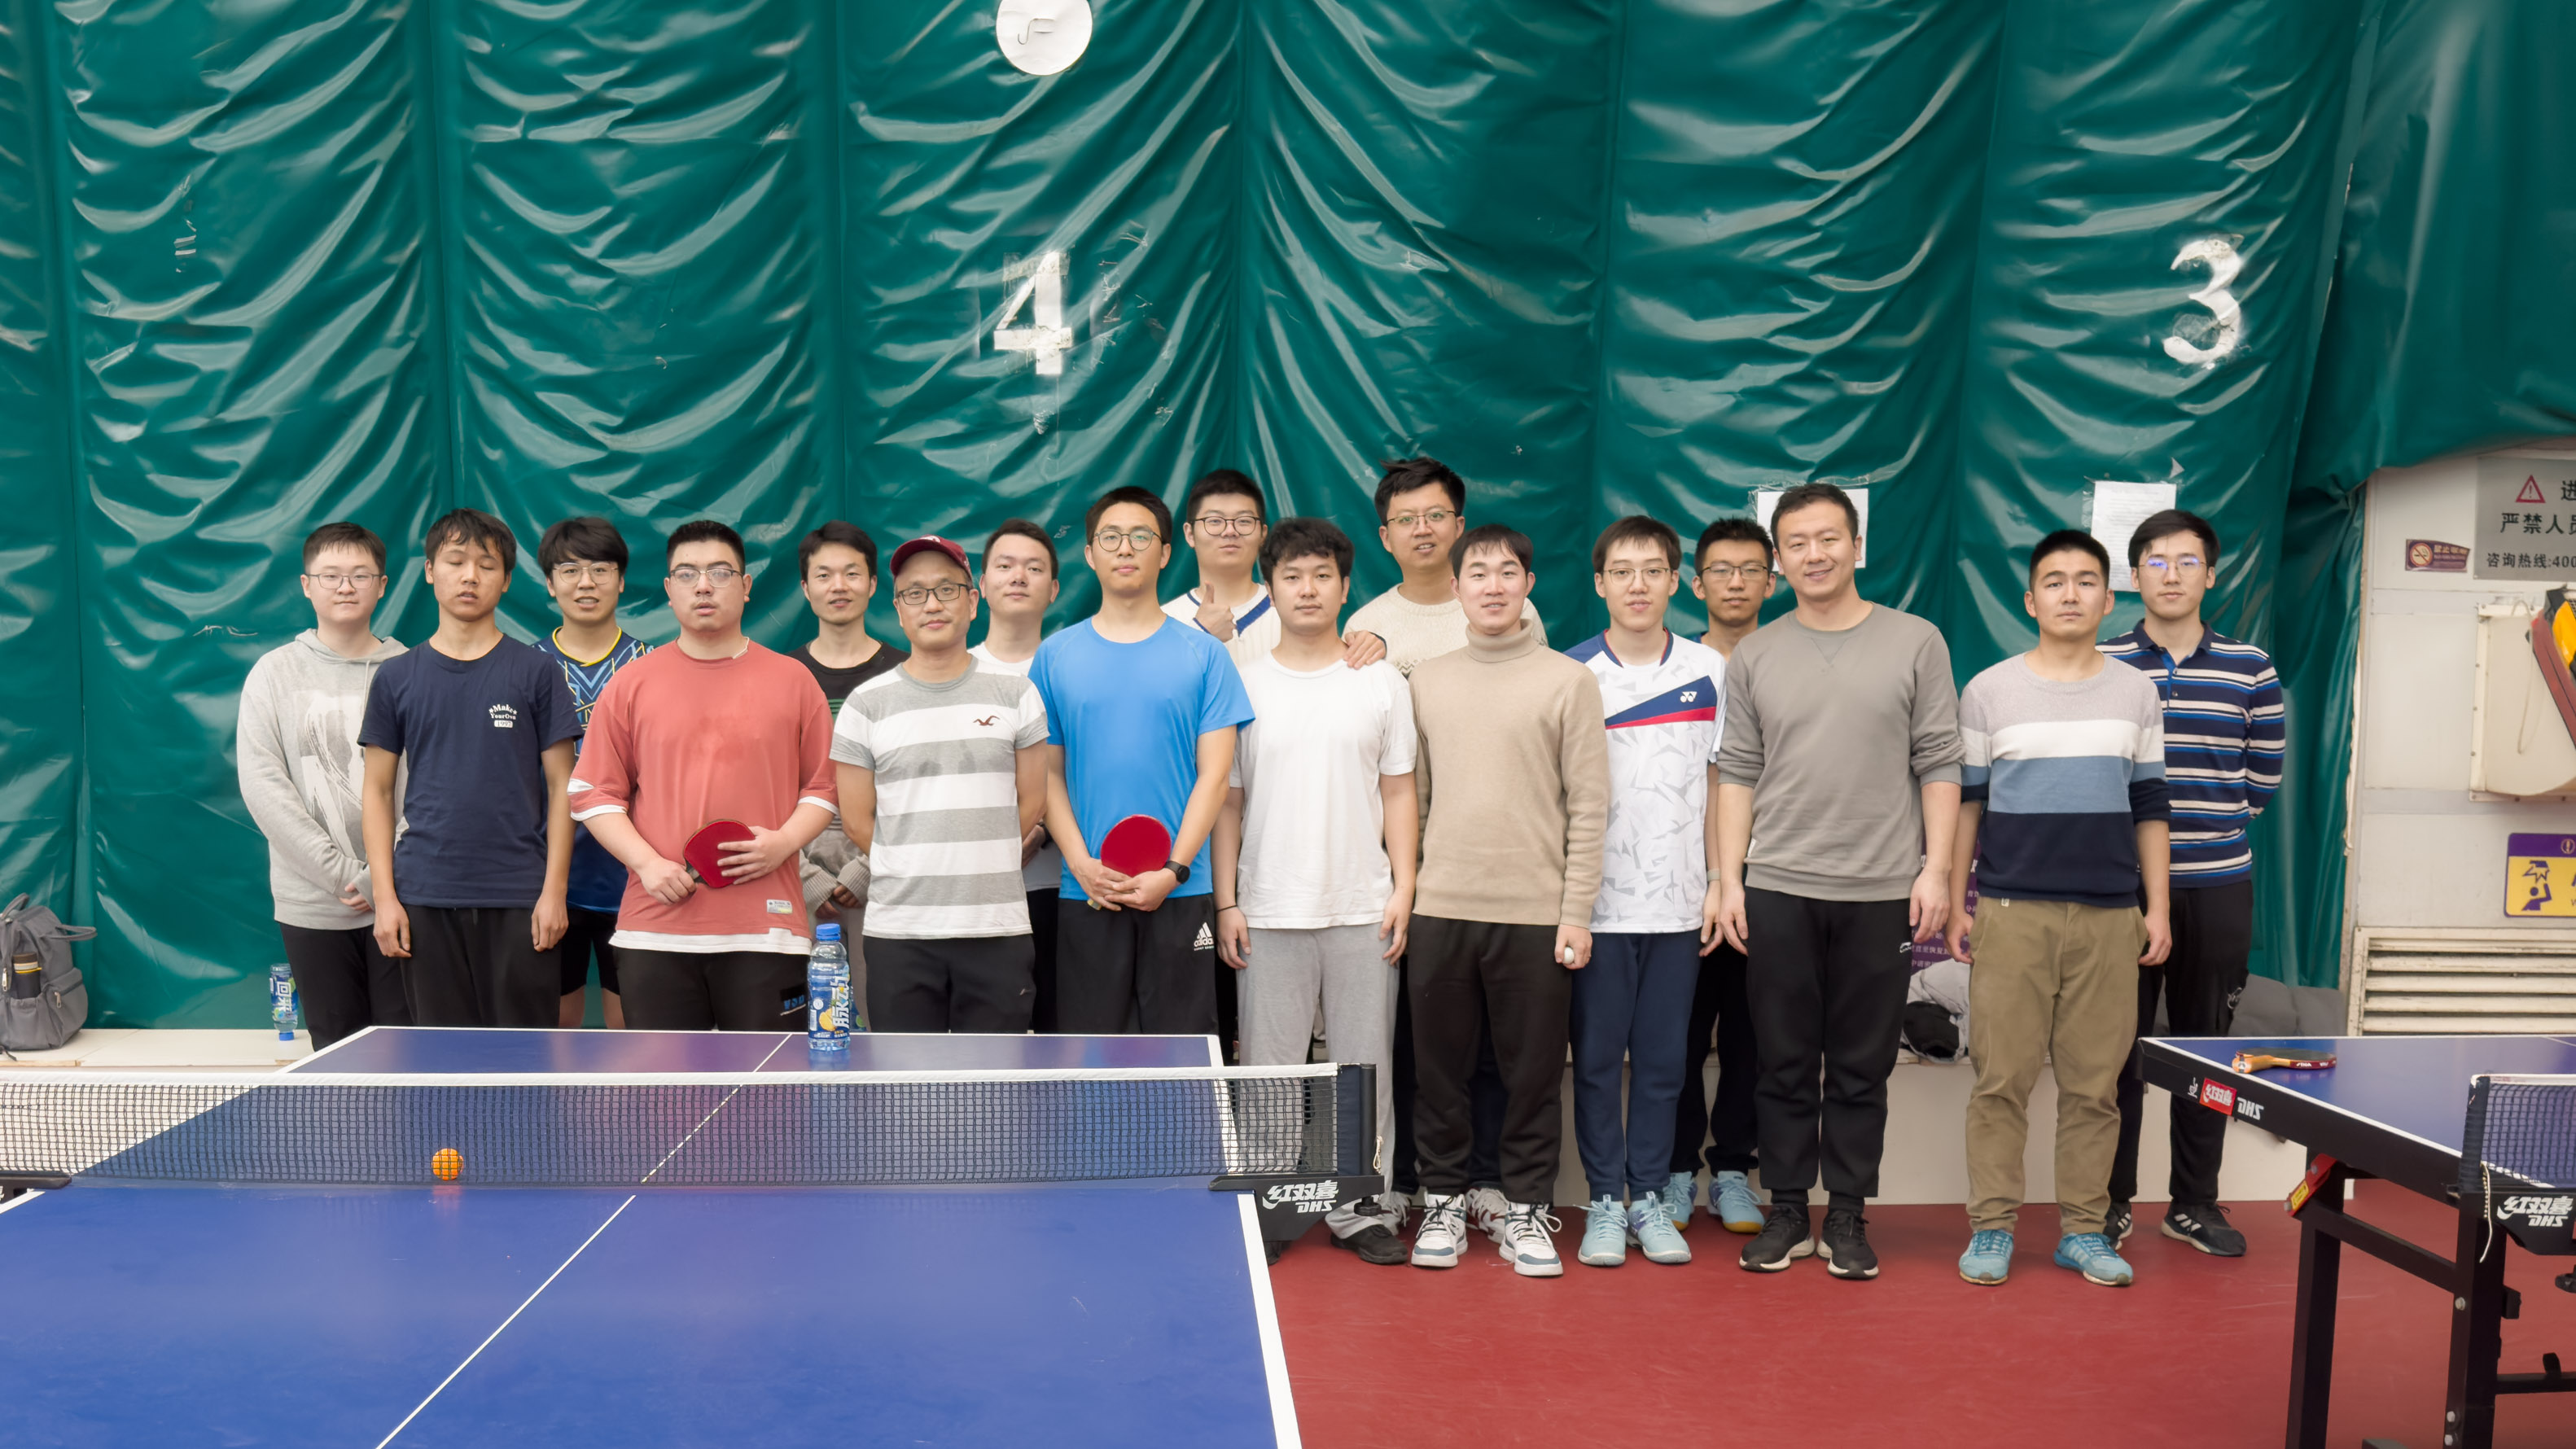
533, 515, 652, 1029
361, 509, 582, 1027
1032, 486, 1255, 1038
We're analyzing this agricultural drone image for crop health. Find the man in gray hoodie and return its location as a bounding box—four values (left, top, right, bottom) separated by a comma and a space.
236, 522, 414, 1048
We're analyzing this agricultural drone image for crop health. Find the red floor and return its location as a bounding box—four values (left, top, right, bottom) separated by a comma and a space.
1268, 1182, 2576, 1447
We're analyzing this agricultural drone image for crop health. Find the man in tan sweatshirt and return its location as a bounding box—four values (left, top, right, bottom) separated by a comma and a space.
1404, 523, 1609, 1279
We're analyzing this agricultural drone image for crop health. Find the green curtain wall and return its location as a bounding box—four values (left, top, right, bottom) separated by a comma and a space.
1, 0, 2565, 1023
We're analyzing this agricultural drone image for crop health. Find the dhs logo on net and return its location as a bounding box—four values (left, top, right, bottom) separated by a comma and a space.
2501, 1194, 2575, 1228
1261, 1180, 1337, 1215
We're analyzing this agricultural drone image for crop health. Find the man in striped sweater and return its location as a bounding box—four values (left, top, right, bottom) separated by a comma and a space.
2103, 509, 2286, 1258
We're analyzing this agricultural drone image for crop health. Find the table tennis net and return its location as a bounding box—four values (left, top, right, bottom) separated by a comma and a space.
0, 1066, 1367, 1189
2462, 1074, 2576, 1195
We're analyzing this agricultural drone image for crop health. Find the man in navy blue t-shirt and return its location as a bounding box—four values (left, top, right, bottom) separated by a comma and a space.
361, 509, 581, 1027
1032, 486, 1255, 1038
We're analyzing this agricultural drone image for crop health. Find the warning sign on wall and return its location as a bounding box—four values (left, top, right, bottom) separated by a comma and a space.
2477, 458, 2576, 580
2506, 833, 2576, 917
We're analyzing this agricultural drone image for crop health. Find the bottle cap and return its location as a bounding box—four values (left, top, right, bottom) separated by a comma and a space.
814, 922, 842, 941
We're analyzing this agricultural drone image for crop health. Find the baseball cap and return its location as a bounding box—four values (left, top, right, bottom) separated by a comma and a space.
888, 535, 970, 577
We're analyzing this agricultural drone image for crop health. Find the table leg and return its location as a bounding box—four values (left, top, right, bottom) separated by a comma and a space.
2287, 1159, 2343, 1449
2445, 1193, 2506, 1449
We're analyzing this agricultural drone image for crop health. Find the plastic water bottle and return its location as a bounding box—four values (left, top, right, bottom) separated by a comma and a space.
807, 926, 850, 1052
268, 962, 298, 1043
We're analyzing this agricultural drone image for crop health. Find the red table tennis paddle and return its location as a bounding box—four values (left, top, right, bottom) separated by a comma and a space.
682, 820, 755, 889
1097, 814, 1172, 879
2231, 1047, 2337, 1074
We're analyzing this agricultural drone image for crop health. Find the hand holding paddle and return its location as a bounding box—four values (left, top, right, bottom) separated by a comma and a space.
2231, 1048, 2337, 1075
714, 825, 797, 883
1087, 815, 1175, 912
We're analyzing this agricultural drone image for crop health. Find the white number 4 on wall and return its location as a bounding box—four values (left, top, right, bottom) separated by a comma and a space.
996, 252, 1072, 376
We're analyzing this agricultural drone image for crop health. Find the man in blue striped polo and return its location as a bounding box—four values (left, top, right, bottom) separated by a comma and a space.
2101, 509, 2285, 1258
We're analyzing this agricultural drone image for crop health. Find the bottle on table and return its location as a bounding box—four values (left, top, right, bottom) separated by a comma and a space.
267, 962, 297, 1043
808, 925, 851, 1051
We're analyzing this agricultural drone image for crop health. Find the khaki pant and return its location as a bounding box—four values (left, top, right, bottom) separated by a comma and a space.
1964, 896, 2141, 1236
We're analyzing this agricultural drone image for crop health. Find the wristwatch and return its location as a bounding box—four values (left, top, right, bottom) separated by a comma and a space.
1164, 859, 1193, 886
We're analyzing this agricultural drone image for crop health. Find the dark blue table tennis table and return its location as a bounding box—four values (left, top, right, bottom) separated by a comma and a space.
0, 1027, 1308, 1448
2144, 1034, 2576, 1449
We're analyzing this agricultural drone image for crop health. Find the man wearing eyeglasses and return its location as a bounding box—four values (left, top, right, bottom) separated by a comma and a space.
237, 522, 413, 1048
533, 516, 652, 1030
2101, 509, 2285, 1259
1347, 457, 1548, 676
1031, 486, 1255, 1038
1165, 468, 1387, 674
566, 520, 840, 1031
832, 536, 1049, 1032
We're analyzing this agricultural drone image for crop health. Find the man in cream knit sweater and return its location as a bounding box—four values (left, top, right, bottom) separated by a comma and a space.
1405, 523, 1609, 1279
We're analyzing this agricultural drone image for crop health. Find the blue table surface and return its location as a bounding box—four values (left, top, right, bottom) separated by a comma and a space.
296, 1027, 1222, 1075
2153, 1033, 2576, 1155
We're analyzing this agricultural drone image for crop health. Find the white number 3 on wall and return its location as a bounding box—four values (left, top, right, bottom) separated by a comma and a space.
2162, 236, 2243, 368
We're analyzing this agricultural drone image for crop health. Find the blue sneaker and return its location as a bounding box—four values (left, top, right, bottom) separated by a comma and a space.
1578, 1197, 1628, 1267
1711, 1171, 1764, 1234
1628, 1193, 1693, 1264
2053, 1232, 2134, 1287
1959, 1229, 2013, 1285
1657, 1171, 1697, 1231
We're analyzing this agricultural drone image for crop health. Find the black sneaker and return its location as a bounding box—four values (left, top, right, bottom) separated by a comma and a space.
2106, 1200, 2133, 1245
1818, 1208, 1879, 1280
1328, 1222, 1410, 1265
1737, 1203, 1815, 1272
2162, 1202, 2247, 1257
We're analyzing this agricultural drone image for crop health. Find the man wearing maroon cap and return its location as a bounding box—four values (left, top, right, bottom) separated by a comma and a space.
830, 535, 1051, 1031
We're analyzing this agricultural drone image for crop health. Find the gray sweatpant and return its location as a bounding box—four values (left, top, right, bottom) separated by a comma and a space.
1242, 923, 1400, 1237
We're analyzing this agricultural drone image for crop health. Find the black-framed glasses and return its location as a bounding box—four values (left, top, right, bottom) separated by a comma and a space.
304, 571, 383, 590
668, 565, 741, 586
1387, 508, 1457, 530
1092, 528, 1162, 553
893, 581, 970, 606
1190, 514, 1262, 538
1698, 563, 1773, 584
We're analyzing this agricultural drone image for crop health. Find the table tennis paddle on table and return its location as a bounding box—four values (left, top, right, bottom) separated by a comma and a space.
2231, 1046, 2337, 1074
1089, 814, 1172, 908
681, 820, 756, 889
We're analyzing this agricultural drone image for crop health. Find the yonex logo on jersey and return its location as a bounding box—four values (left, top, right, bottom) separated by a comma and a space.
488, 703, 519, 729
1681, 690, 1698, 703
1192, 924, 1214, 951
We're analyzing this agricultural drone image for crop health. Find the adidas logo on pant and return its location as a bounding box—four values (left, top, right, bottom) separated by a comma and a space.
1192, 923, 1215, 951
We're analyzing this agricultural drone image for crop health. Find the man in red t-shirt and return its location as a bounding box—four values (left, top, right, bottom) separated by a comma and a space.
569, 519, 839, 1031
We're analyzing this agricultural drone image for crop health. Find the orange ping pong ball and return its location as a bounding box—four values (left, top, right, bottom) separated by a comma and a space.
431, 1148, 462, 1182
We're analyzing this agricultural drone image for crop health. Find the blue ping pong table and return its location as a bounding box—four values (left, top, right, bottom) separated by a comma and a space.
0, 1027, 1319, 1447
2144, 1034, 2576, 1449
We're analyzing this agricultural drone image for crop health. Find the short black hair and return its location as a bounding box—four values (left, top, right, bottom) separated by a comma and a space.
304, 521, 386, 571
1450, 523, 1533, 576
2030, 528, 2111, 584
1769, 481, 1860, 538
1373, 457, 1466, 521
982, 517, 1058, 576
798, 520, 878, 576
1084, 485, 1173, 545
538, 516, 629, 575
2127, 507, 2220, 569
423, 508, 517, 574
1260, 517, 1354, 577
1591, 515, 1680, 572
1183, 469, 1266, 526
667, 519, 747, 568
1694, 516, 1774, 567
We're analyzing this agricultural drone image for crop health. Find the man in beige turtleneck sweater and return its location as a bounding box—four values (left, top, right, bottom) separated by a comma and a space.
1403, 523, 1609, 1279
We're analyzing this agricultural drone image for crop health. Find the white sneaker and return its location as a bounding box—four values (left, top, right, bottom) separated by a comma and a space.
1465, 1186, 1511, 1247
1498, 1202, 1564, 1277
1412, 1193, 1469, 1269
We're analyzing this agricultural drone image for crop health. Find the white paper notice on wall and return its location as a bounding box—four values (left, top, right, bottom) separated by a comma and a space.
2089, 481, 2179, 593
1755, 487, 1869, 569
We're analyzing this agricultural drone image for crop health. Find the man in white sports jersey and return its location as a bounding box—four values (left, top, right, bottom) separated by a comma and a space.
1564, 516, 1727, 1270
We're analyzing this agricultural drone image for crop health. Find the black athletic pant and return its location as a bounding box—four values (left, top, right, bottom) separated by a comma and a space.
866, 935, 1036, 1033
1055, 895, 1218, 1035
620, 949, 812, 1031
1744, 889, 1912, 1211
1027, 889, 1062, 1031
556, 908, 622, 996
401, 905, 559, 1027
1671, 938, 1759, 1176
2111, 879, 2254, 1206
278, 923, 411, 1049
1408, 916, 1568, 1206
1391, 954, 1509, 1193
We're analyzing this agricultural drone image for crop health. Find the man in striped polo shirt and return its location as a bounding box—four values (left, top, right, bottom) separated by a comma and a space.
832, 536, 1051, 1032
2103, 509, 2285, 1258
1947, 530, 2171, 1289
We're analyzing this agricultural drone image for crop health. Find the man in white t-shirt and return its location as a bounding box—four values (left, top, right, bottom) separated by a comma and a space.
968, 518, 1068, 1030
1565, 516, 1728, 1270
1212, 518, 1419, 1265
1164, 467, 1389, 672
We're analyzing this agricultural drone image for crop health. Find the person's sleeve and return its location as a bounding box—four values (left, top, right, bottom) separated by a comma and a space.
235, 657, 363, 896
1956, 676, 1991, 807
1014, 678, 1049, 751
2131, 684, 2172, 824
1556, 668, 1610, 927
1408, 672, 1434, 834
357, 662, 402, 755
797, 678, 838, 816
2244, 654, 2285, 818
1908, 629, 1966, 784
1381, 667, 1418, 775
1198, 641, 1257, 733
1704, 661, 1725, 761
829, 688, 874, 769
537, 657, 581, 748
1715, 650, 1763, 787
1029, 641, 1060, 745
567, 675, 637, 823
